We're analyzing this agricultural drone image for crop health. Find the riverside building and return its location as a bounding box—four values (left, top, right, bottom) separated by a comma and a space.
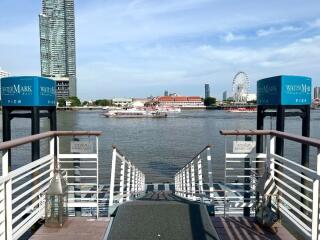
156, 96, 204, 108
39, 0, 77, 98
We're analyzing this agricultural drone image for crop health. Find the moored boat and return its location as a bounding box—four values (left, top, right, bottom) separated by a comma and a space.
103, 108, 167, 118
226, 107, 257, 113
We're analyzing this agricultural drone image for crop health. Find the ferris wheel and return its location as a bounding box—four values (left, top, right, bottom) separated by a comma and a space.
232, 71, 249, 103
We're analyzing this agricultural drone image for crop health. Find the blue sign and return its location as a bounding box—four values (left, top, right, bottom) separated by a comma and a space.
257, 75, 312, 105
1, 76, 56, 106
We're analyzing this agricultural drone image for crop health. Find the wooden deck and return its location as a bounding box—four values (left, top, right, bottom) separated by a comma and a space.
211, 217, 296, 240
30, 217, 110, 240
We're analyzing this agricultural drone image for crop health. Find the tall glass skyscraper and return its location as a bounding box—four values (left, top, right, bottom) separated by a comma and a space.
204, 84, 210, 99
39, 0, 77, 98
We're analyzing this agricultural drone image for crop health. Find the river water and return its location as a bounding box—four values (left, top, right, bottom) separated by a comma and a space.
1, 109, 320, 184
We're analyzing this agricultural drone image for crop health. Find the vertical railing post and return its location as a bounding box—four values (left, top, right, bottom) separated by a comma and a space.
268, 136, 276, 179
186, 166, 190, 199
207, 146, 214, 198
134, 168, 139, 193
182, 170, 186, 197
131, 166, 136, 196
3, 150, 12, 240
49, 137, 55, 179
191, 161, 196, 200
96, 136, 99, 218
119, 158, 125, 203
109, 147, 117, 208
198, 156, 204, 195
126, 162, 131, 201
311, 148, 320, 240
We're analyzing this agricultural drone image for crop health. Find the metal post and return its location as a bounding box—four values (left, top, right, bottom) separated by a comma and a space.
2, 108, 12, 170
71, 137, 81, 216
126, 162, 131, 201
31, 107, 40, 162
275, 105, 285, 156
186, 166, 190, 199
119, 159, 125, 203
182, 170, 185, 197
301, 106, 310, 213
109, 147, 117, 208
191, 161, 196, 200
207, 146, 214, 198
198, 156, 204, 195
244, 136, 251, 217
135, 169, 138, 193
131, 166, 135, 195
96, 137, 99, 218
256, 105, 264, 176
3, 150, 12, 240
311, 148, 320, 240
49, 138, 55, 179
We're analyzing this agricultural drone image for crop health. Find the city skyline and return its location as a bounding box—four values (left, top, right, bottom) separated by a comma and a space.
0, 0, 320, 99
40, 0, 77, 98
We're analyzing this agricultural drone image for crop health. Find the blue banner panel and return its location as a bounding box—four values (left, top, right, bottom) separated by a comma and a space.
257, 75, 312, 105
1, 76, 56, 106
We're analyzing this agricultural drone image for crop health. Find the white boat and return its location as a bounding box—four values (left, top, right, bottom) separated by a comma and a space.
156, 106, 181, 113
103, 108, 167, 118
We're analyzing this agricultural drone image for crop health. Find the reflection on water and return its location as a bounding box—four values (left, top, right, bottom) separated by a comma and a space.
1, 110, 319, 183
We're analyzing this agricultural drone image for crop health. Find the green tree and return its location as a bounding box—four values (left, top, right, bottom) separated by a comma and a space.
58, 98, 66, 107
204, 97, 216, 106
68, 96, 81, 106
94, 99, 112, 106
82, 100, 89, 106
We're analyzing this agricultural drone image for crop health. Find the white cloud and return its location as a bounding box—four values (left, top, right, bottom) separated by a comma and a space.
256, 25, 301, 37
77, 35, 320, 98
222, 32, 246, 42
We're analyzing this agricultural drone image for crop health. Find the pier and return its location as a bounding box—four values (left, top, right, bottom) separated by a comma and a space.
0, 129, 319, 239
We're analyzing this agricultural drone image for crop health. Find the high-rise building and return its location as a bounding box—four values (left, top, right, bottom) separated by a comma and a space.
0, 68, 10, 101
164, 90, 168, 96
314, 87, 320, 100
223, 91, 227, 101
0, 68, 10, 79
205, 84, 210, 98
39, 0, 77, 98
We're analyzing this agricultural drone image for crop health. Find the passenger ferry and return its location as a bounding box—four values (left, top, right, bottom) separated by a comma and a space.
103, 108, 167, 118
226, 107, 257, 113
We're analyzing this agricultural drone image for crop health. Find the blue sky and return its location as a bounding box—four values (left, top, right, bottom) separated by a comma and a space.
0, 0, 320, 100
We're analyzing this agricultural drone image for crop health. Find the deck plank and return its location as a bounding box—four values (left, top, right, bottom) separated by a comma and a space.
211, 217, 296, 240
30, 217, 110, 240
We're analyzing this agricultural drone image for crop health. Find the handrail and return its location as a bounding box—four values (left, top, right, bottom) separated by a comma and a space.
0, 130, 102, 151
220, 129, 320, 148
180, 144, 212, 170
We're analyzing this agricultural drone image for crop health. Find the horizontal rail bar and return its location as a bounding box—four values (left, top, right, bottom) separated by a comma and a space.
0, 131, 102, 151
220, 129, 320, 148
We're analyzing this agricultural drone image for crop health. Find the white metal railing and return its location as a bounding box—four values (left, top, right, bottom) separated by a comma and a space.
220, 130, 320, 240
0, 131, 101, 240
108, 146, 145, 212
223, 135, 267, 216
174, 145, 215, 202
57, 135, 100, 217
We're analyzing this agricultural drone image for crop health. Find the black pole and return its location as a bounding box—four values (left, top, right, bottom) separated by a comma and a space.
301, 105, 310, 167
31, 107, 40, 162
301, 105, 310, 213
2, 107, 12, 170
256, 105, 264, 175
275, 105, 285, 156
